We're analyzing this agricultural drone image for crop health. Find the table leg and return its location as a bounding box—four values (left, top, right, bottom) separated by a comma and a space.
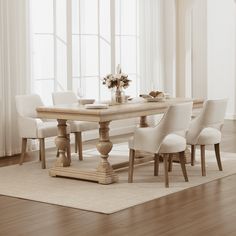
53, 119, 71, 168
96, 121, 118, 184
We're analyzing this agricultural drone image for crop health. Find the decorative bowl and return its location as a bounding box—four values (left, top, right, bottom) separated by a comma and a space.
78, 98, 95, 105
145, 97, 166, 102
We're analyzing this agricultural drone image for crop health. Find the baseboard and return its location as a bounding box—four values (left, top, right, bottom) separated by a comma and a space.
225, 113, 236, 120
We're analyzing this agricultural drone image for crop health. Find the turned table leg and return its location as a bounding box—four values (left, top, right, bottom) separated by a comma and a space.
96, 121, 118, 184
53, 119, 71, 168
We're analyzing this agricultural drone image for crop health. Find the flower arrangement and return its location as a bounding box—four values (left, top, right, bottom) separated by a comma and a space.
102, 65, 131, 89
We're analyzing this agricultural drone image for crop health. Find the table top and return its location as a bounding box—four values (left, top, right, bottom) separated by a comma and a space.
36, 97, 204, 122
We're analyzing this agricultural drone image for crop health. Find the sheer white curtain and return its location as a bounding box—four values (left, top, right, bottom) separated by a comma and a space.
139, 0, 165, 93
0, 0, 31, 157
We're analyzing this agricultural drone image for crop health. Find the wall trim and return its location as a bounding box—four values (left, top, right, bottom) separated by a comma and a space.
225, 113, 236, 120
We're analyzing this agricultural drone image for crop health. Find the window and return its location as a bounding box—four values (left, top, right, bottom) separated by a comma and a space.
30, 0, 139, 104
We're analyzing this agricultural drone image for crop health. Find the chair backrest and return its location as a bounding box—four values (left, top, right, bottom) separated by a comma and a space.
52, 91, 78, 105
187, 99, 227, 144
199, 99, 227, 127
133, 102, 193, 154
157, 102, 193, 136
15, 94, 43, 118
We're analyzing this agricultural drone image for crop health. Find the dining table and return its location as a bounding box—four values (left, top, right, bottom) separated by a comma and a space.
36, 97, 204, 184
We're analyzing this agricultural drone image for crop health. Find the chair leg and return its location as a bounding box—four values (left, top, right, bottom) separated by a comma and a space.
154, 154, 159, 176
179, 151, 188, 182
77, 132, 83, 161
56, 149, 59, 157
200, 145, 206, 176
39, 138, 46, 169
214, 143, 223, 171
168, 154, 173, 172
191, 145, 195, 166
67, 134, 71, 163
74, 132, 78, 153
163, 154, 169, 188
19, 138, 27, 165
128, 149, 135, 183
39, 145, 42, 161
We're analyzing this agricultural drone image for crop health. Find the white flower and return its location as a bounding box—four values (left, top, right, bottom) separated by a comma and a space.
106, 80, 111, 86
119, 81, 125, 87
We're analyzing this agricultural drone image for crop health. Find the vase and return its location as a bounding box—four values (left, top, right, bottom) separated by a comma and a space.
111, 87, 125, 104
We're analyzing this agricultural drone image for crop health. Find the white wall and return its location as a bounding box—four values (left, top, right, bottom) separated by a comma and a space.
207, 0, 236, 119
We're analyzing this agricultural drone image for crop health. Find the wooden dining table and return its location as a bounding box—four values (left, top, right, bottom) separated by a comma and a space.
36, 97, 204, 184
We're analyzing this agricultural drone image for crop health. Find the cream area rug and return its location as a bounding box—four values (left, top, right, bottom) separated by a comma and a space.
0, 143, 236, 214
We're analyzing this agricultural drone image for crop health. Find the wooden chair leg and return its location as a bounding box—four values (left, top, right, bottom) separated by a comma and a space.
19, 138, 27, 165
191, 145, 195, 166
179, 151, 188, 182
39, 141, 42, 161
154, 154, 159, 176
168, 154, 173, 172
77, 132, 83, 161
214, 143, 223, 171
74, 132, 78, 153
163, 154, 169, 188
200, 145, 206, 176
56, 149, 59, 157
67, 134, 71, 163
39, 138, 46, 169
128, 149, 135, 183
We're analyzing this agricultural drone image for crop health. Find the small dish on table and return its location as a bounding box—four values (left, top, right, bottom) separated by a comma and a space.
140, 91, 166, 102
78, 98, 95, 105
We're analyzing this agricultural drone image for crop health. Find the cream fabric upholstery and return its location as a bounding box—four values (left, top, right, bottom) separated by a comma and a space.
197, 128, 221, 145
129, 102, 193, 154
186, 99, 227, 145
52, 91, 98, 133
159, 134, 186, 154
186, 99, 227, 176
128, 103, 193, 187
15, 95, 63, 139
15, 94, 70, 169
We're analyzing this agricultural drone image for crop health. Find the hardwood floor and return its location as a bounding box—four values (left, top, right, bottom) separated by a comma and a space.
0, 120, 236, 236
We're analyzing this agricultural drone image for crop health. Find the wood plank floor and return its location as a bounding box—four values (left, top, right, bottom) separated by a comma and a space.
0, 120, 236, 236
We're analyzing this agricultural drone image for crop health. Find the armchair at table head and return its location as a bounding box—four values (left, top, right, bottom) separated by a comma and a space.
52, 91, 98, 161
128, 102, 193, 187
186, 99, 227, 176
15, 94, 70, 169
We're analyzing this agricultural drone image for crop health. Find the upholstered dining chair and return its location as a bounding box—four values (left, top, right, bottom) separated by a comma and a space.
52, 91, 98, 160
15, 94, 70, 169
186, 99, 227, 176
128, 102, 193, 187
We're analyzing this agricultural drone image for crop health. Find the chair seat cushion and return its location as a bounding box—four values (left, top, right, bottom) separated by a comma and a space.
159, 134, 186, 154
129, 134, 186, 154
69, 121, 98, 132
196, 127, 221, 145
37, 122, 70, 138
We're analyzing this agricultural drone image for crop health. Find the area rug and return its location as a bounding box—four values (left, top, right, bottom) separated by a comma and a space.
0, 144, 236, 214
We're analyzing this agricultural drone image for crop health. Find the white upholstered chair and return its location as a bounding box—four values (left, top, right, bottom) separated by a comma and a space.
186, 99, 227, 176
15, 94, 70, 169
128, 102, 193, 187
52, 91, 98, 160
